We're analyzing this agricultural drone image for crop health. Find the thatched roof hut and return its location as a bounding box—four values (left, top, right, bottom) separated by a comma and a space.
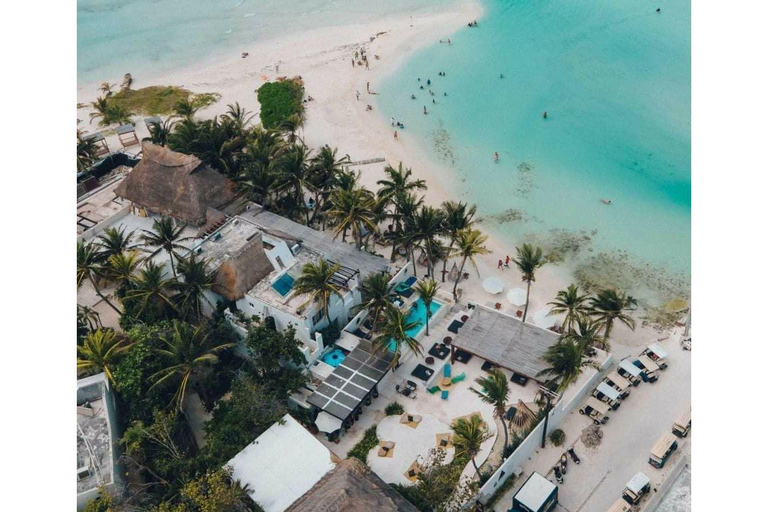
211, 232, 274, 301
114, 143, 238, 226
285, 458, 419, 512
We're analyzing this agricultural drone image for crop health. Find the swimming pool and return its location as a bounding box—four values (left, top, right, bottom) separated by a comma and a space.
389, 298, 444, 351
272, 273, 295, 296
322, 348, 347, 368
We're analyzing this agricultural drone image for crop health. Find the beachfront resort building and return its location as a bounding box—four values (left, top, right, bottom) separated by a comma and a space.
226, 414, 418, 512
77, 373, 122, 510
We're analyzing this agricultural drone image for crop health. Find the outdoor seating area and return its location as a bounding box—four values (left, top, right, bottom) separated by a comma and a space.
428, 342, 450, 360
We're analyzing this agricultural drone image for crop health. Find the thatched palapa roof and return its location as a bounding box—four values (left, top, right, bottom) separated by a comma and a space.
114, 143, 238, 225
212, 232, 274, 301
285, 458, 419, 512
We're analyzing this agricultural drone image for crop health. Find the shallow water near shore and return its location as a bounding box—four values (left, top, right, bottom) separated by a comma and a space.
77, 0, 448, 85
377, 0, 691, 281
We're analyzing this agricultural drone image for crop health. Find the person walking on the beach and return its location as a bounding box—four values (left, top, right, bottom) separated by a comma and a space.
365, 59, 370, 70
498, 259, 504, 270
394, 130, 398, 140
352, 58, 355, 67
367, 82, 370, 93
494, 152, 499, 163
355, 90, 361, 101
504, 255, 510, 268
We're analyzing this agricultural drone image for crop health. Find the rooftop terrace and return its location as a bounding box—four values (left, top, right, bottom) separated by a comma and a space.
77, 375, 114, 495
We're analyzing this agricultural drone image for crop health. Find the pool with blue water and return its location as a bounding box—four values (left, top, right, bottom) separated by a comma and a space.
389, 298, 444, 351
322, 348, 347, 368
272, 273, 295, 296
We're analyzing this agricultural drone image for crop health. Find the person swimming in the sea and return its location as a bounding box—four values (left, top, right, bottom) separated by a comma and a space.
543, 111, 548, 119
601, 199, 612, 205
494, 152, 499, 163
411, 94, 416, 100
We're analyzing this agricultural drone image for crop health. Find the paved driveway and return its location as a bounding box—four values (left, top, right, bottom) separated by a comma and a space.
493, 333, 691, 512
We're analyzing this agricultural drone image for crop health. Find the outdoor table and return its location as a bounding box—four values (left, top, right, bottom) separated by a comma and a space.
425, 356, 435, 365
411, 364, 434, 381
443, 336, 453, 345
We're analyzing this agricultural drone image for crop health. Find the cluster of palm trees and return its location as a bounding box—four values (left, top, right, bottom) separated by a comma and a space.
77, 320, 234, 411
77, 218, 216, 323
537, 284, 638, 391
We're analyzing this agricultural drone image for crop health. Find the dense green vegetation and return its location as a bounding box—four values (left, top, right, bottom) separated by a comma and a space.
89, 86, 220, 124
384, 402, 405, 416
347, 425, 379, 463
77, 95, 638, 510
256, 79, 305, 129
393, 449, 478, 512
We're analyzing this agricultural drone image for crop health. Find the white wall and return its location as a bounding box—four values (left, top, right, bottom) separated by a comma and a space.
476, 355, 614, 504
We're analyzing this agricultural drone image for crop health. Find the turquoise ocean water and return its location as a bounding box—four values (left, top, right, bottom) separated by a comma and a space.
378, 0, 691, 276
79, 0, 690, 278
77, 0, 445, 85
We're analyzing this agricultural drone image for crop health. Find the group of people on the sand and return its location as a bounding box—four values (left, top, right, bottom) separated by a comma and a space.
352, 48, 371, 69
467, 20, 479, 27
497, 255, 511, 270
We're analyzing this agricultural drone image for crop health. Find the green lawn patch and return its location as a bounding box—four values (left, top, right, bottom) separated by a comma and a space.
109, 86, 220, 116
347, 425, 378, 464
256, 79, 304, 129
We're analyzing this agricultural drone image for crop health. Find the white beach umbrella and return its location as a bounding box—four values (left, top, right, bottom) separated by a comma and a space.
532, 307, 557, 329
506, 287, 527, 306
315, 411, 343, 434
482, 276, 505, 295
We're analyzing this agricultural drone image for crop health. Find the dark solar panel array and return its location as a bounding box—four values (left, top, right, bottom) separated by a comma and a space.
307, 344, 392, 421
327, 260, 359, 288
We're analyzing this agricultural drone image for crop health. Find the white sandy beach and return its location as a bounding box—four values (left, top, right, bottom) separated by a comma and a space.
77, 0, 668, 347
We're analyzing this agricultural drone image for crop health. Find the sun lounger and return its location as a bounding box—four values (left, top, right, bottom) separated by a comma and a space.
428, 386, 441, 394
404, 276, 417, 286
443, 363, 452, 378
441, 390, 449, 400
451, 372, 466, 384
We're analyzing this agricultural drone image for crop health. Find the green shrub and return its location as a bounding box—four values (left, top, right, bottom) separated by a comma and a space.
318, 320, 341, 345
256, 80, 304, 129
385, 402, 405, 416
109, 86, 219, 116
347, 425, 378, 463
549, 428, 566, 446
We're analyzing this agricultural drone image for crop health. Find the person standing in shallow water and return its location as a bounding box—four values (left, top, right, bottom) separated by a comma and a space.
494, 152, 499, 163
423, 106, 427, 114
394, 130, 398, 140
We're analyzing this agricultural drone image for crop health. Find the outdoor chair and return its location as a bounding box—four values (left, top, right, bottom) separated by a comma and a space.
443, 363, 452, 378
428, 386, 441, 394
441, 390, 449, 400
451, 372, 466, 384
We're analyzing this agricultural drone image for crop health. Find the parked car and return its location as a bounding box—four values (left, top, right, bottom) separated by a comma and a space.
579, 397, 610, 424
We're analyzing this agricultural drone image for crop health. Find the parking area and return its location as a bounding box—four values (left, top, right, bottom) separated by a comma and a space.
493, 333, 691, 512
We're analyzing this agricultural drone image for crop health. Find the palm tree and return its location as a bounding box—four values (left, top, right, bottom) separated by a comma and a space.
97, 226, 138, 262
124, 261, 177, 321
451, 228, 490, 301
144, 118, 176, 146
548, 284, 591, 332
326, 187, 378, 249
352, 272, 395, 334
376, 163, 427, 205
89, 96, 111, 125
77, 305, 102, 332
537, 339, 592, 392
387, 191, 423, 262
275, 144, 314, 223
471, 369, 510, 450
174, 254, 217, 321
404, 206, 446, 279
440, 201, 477, 282
172, 97, 200, 121
413, 279, 439, 336
98, 82, 115, 96
373, 308, 423, 369
150, 321, 235, 411
511, 244, 545, 322
292, 259, 344, 324
104, 251, 143, 299
565, 316, 608, 352
223, 102, 256, 132
77, 240, 121, 314
451, 414, 491, 479
308, 145, 350, 226
588, 288, 637, 339
278, 113, 305, 144
77, 130, 100, 171
140, 217, 193, 277
77, 329, 133, 386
